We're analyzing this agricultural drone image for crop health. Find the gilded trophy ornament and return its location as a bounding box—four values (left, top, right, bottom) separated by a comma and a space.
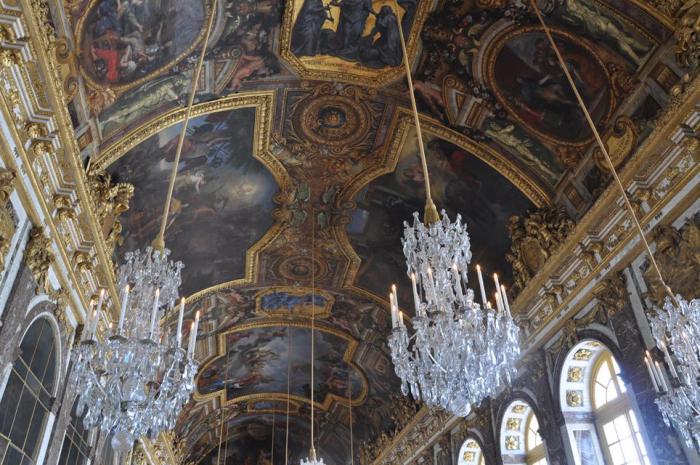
506, 206, 576, 294
676, 0, 700, 71
86, 171, 134, 253
25, 226, 54, 292
644, 218, 700, 306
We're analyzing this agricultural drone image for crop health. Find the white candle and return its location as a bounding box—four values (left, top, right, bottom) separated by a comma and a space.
91, 289, 105, 337
389, 291, 396, 328
655, 361, 669, 392
476, 265, 487, 307
500, 284, 511, 316
118, 285, 130, 334
149, 288, 160, 339
399, 311, 404, 327
187, 321, 195, 357
495, 292, 503, 313
410, 273, 420, 316
659, 341, 679, 379
83, 299, 95, 341
188, 311, 200, 357
493, 273, 501, 298
644, 355, 659, 392
176, 297, 185, 348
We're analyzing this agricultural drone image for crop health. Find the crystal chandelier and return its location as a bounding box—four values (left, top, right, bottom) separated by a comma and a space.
71, 253, 199, 453
386, 10, 520, 417
301, 213, 325, 465
70, 0, 217, 454
529, 0, 700, 449
647, 297, 700, 449
389, 211, 520, 416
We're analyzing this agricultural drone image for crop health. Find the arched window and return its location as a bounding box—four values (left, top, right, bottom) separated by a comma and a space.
458, 438, 485, 465
501, 400, 547, 465
57, 400, 90, 465
0, 317, 58, 465
559, 340, 650, 465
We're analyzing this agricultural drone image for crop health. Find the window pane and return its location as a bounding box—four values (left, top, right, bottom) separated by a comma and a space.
614, 416, 631, 439
0, 318, 56, 464
609, 443, 624, 465
603, 421, 618, 443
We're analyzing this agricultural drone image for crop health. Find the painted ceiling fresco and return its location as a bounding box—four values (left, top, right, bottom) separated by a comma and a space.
60, 0, 681, 461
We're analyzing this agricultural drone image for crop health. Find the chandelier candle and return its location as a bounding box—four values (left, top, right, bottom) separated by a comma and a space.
176, 298, 185, 348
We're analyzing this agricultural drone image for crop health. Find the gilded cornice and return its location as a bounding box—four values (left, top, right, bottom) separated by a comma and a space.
2, 0, 123, 316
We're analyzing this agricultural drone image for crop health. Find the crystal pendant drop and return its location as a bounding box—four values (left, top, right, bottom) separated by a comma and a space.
388, 210, 520, 417
70, 246, 198, 452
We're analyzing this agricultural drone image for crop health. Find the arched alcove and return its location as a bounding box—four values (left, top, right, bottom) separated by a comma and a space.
500, 400, 547, 465
559, 339, 651, 465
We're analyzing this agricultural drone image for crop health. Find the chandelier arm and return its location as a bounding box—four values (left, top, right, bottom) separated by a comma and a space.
529, 0, 678, 306
394, 1, 439, 224
155, 0, 218, 249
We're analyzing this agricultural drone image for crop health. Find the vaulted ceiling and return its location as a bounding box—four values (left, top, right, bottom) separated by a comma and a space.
60, 0, 677, 462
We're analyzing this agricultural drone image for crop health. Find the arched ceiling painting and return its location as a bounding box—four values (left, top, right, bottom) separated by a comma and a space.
59, 0, 678, 462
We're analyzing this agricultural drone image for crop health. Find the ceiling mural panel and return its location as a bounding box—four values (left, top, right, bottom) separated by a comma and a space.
68, 0, 288, 140
107, 105, 286, 295
348, 127, 534, 305
486, 26, 613, 145
77, 0, 208, 89
195, 324, 368, 407
281, 0, 430, 84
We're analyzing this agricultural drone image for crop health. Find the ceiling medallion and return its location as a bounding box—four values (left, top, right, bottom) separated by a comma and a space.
528, 0, 700, 450
387, 11, 519, 418
70, 1, 217, 454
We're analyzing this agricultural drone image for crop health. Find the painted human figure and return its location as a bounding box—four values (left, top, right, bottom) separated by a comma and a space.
330, 0, 372, 57
359, 6, 402, 67
291, 0, 332, 56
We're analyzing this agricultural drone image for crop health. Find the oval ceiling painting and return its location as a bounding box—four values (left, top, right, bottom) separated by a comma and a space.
78, 0, 207, 88
488, 27, 612, 145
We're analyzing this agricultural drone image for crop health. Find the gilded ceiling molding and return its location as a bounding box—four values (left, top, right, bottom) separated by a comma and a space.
193, 318, 370, 410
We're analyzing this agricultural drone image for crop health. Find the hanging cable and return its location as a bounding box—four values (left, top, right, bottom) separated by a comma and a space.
310, 211, 317, 457
271, 410, 276, 465
394, 2, 439, 224
285, 325, 292, 465
348, 370, 354, 465
529, 0, 679, 306
216, 405, 225, 465
153, 0, 218, 250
